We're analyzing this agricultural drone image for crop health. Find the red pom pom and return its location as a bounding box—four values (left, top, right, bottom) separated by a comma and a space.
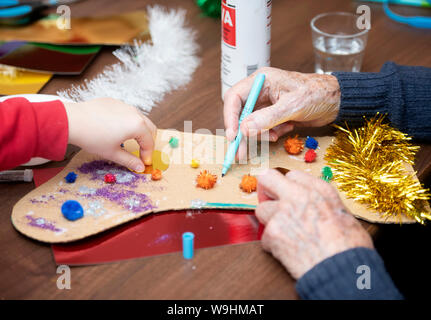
104, 173, 116, 184
304, 149, 317, 163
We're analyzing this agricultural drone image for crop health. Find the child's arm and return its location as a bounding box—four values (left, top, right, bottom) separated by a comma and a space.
0, 97, 156, 172
0, 97, 68, 171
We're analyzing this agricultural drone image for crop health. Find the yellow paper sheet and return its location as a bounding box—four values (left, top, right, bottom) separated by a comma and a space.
0, 66, 52, 95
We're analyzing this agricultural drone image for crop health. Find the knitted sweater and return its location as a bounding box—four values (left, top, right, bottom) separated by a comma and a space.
333, 62, 431, 141
296, 62, 431, 300
296, 248, 403, 300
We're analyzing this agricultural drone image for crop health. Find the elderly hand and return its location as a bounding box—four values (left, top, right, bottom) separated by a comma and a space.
223, 67, 341, 160
255, 169, 374, 280
64, 98, 157, 173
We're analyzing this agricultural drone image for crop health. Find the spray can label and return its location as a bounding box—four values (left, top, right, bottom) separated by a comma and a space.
222, 1, 236, 47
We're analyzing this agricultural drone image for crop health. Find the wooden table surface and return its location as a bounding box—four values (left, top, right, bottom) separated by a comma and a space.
1, 0, 431, 299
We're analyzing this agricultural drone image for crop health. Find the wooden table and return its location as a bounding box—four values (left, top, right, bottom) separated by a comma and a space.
1, 0, 431, 299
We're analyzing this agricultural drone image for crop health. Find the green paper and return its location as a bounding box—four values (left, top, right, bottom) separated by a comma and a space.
30, 43, 102, 55
196, 0, 221, 18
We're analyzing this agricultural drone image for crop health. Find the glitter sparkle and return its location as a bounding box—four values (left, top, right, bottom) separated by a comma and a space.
26, 215, 62, 232
78, 160, 148, 187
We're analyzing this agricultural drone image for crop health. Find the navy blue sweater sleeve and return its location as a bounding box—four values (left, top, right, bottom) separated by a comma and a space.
295, 247, 403, 300
333, 62, 431, 141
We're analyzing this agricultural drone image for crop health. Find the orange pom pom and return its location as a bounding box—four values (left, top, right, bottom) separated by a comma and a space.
240, 174, 257, 193
284, 135, 304, 155
196, 170, 217, 190
151, 169, 162, 181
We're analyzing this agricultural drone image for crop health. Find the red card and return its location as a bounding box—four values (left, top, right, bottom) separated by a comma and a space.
33, 167, 65, 186
33, 167, 262, 265
0, 42, 100, 75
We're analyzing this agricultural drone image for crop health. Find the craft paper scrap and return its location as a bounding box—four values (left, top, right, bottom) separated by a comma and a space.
0, 42, 101, 75
0, 11, 150, 45
0, 41, 26, 58
33, 167, 66, 187
0, 65, 52, 95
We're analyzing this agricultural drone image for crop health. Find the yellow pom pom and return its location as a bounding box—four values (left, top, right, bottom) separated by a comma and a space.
191, 159, 200, 168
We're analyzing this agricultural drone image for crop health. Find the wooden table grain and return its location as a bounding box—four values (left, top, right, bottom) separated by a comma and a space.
1, 0, 430, 299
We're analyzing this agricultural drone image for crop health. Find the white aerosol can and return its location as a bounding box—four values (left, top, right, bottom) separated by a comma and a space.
221, 0, 272, 99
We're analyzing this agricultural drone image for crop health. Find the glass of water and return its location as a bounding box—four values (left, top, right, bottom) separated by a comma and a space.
311, 12, 369, 74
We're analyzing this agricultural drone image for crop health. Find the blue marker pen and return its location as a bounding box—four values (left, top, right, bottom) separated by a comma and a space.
221, 73, 265, 177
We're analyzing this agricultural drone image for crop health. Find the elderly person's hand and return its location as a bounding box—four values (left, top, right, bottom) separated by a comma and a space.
223, 67, 341, 160
255, 169, 374, 280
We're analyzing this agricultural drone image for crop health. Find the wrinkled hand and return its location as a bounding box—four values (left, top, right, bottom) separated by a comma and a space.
223, 67, 341, 160
64, 98, 156, 172
255, 169, 373, 280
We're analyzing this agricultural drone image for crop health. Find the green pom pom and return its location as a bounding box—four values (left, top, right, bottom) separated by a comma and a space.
169, 137, 179, 148
321, 166, 333, 182
196, 0, 221, 18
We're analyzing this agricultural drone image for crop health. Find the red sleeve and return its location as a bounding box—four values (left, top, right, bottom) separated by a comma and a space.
0, 97, 69, 170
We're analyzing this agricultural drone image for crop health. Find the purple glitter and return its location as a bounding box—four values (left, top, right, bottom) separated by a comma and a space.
30, 194, 55, 204
75, 160, 157, 213
58, 188, 69, 194
78, 160, 148, 187
26, 215, 62, 232
154, 234, 171, 244
93, 186, 156, 213
30, 199, 48, 204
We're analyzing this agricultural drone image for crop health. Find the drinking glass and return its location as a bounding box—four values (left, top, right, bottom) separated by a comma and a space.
311, 12, 369, 74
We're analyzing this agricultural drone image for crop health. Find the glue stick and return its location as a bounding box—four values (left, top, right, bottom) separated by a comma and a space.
0, 169, 33, 182
221, 0, 272, 99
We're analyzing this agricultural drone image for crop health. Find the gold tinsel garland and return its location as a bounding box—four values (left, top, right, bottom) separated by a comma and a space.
325, 114, 431, 224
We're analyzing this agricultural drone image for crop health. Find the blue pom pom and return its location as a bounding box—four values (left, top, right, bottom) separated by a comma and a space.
305, 137, 318, 150
61, 200, 84, 221
65, 172, 77, 183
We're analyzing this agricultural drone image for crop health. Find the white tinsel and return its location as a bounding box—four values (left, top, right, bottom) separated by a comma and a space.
58, 6, 199, 113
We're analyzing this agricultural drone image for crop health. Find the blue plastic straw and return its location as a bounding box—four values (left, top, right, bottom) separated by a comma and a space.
359, 0, 431, 29
182, 232, 195, 259
359, 0, 431, 7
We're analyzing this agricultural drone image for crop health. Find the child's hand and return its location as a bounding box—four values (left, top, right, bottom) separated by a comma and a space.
64, 98, 156, 172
